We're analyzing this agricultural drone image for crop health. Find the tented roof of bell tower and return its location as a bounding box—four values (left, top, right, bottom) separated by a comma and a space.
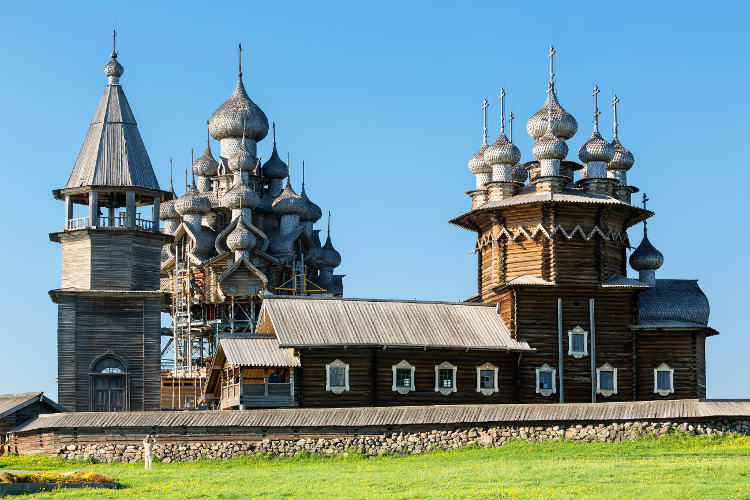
65, 51, 159, 190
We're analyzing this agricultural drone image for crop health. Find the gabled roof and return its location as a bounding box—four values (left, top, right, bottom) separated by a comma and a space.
0, 392, 65, 420
259, 296, 532, 351
65, 81, 159, 190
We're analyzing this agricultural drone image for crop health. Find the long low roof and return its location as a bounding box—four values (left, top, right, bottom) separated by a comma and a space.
13, 400, 750, 433
260, 296, 532, 351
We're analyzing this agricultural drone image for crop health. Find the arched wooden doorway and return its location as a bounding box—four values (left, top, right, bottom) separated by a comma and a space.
89, 353, 129, 412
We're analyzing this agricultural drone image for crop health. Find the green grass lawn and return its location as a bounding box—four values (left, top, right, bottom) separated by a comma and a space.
2, 433, 750, 499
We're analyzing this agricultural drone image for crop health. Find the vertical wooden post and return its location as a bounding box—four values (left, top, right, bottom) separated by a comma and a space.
290, 369, 295, 398
88, 191, 99, 227
557, 298, 564, 403
125, 191, 136, 227
264, 368, 269, 397
64, 195, 73, 229
590, 298, 596, 403
152, 197, 160, 232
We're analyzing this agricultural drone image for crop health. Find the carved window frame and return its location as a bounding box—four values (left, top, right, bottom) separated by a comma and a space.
325, 359, 349, 394
391, 360, 416, 394
653, 363, 674, 397
568, 325, 589, 358
535, 363, 556, 397
476, 362, 499, 396
434, 361, 458, 395
596, 362, 618, 397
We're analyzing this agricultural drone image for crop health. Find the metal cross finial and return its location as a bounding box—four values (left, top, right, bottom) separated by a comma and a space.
545, 82, 554, 130
641, 193, 649, 236
481, 99, 488, 144
112, 30, 117, 58
185, 169, 188, 190
548, 45, 556, 86
238, 43, 243, 78
499, 88, 506, 134
169, 156, 174, 192
302, 160, 306, 188
272, 122, 276, 147
642, 192, 649, 210
592, 85, 601, 133
327, 210, 331, 238
509, 112, 515, 143
206, 120, 211, 147
611, 94, 620, 139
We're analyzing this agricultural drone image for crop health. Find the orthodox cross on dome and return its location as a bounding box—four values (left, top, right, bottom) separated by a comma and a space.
592, 85, 601, 132
611, 94, 620, 139
481, 99, 488, 144
499, 88, 506, 134
548, 45, 556, 87
302, 160, 306, 188
641, 193, 650, 236
111, 30, 117, 58
272, 122, 277, 146
238, 43, 243, 78
641, 192, 649, 210
509, 112, 515, 142
169, 156, 174, 193
327, 210, 331, 237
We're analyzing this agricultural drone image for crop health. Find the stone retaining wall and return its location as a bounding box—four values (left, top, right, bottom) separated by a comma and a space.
58, 419, 750, 463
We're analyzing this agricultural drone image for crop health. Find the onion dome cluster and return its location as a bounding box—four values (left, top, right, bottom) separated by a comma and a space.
222, 179, 260, 210
300, 185, 323, 223
160, 192, 180, 220
193, 136, 219, 177
629, 232, 664, 271
484, 132, 521, 167
512, 164, 528, 183
272, 182, 306, 216
175, 180, 210, 215
208, 78, 269, 142
609, 137, 635, 171
227, 218, 256, 253
526, 89, 578, 140
578, 130, 615, 164
228, 135, 256, 173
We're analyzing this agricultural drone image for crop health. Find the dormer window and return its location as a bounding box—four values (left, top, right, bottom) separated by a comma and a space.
568, 326, 588, 358
596, 363, 617, 397
535, 364, 556, 397
434, 361, 457, 395
325, 359, 349, 394
654, 363, 674, 397
392, 360, 416, 394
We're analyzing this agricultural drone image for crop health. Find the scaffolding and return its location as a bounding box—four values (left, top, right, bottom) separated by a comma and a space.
276, 258, 327, 295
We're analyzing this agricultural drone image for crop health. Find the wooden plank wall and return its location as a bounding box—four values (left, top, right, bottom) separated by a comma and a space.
635, 332, 706, 400
298, 348, 518, 407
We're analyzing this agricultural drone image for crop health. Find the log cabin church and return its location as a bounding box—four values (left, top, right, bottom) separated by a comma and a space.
50, 39, 716, 413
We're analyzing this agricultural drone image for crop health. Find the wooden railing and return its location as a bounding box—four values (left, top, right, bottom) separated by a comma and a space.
65, 214, 155, 232
220, 382, 294, 409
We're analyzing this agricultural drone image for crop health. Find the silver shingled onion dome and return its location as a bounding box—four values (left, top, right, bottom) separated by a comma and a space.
262, 141, 289, 179
484, 132, 521, 166
609, 137, 635, 171
321, 234, 342, 268
228, 134, 255, 173
578, 130, 615, 164
208, 45, 269, 142
272, 181, 306, 216
175, 180, 210, 215
526, 88, 578, 140
532, 128, 568, 160
300, 185, 323, 223
512, 163, 528, 183
160, 195, 180, 220
227, 218, 256, 252
193, 133, 219, 177
629, 234, 663, 271
222, 180, 260, 210
468, 141, 491, 175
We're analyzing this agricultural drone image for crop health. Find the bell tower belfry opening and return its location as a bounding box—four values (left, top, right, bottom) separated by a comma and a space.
50, 32, 168, 411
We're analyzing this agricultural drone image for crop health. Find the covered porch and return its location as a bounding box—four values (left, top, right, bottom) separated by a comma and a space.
204, 335, 300, 410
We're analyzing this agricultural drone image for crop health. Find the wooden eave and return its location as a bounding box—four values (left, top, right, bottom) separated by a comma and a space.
52, 185, 170, 204
283, 343, 535, 353
49, 288, 164, 304
630, 325, 720, 337
49, 228, 169, 244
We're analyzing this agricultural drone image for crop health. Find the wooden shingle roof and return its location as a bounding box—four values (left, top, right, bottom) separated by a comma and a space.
259, 296, 532, 352
0, 392, 65, 420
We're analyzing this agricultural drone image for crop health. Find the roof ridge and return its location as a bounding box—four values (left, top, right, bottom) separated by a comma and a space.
263, 296, 494, 307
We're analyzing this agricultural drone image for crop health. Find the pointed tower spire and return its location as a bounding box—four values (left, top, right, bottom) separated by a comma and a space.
111, 30, 117, 58
302, 160, 306, 189
592, 84, 601, 133
499, 88, 506, 135
327, 210, 331, 238
185, 168, 188, 190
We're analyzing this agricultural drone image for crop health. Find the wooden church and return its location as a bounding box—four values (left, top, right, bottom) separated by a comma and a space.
51, 41, 716, 412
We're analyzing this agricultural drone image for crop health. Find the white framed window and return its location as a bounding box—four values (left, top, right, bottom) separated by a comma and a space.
391, 360, 416, 394
325, 359, 349, 394
653, 363, 674, 397
535, 363, 556, 397
476, 362, 499, 396
568, 325, 588, 358
434, 361, 457, 395
596, 362, 618, 397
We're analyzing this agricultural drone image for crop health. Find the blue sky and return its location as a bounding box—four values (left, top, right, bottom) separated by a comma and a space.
0, 1, 747, 399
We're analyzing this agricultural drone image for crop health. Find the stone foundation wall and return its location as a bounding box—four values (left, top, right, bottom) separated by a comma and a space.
56, 419, 750, 463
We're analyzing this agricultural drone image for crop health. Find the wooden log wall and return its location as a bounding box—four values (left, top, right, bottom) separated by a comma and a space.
635, 331, 707, 400
298, 348, 518, 408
